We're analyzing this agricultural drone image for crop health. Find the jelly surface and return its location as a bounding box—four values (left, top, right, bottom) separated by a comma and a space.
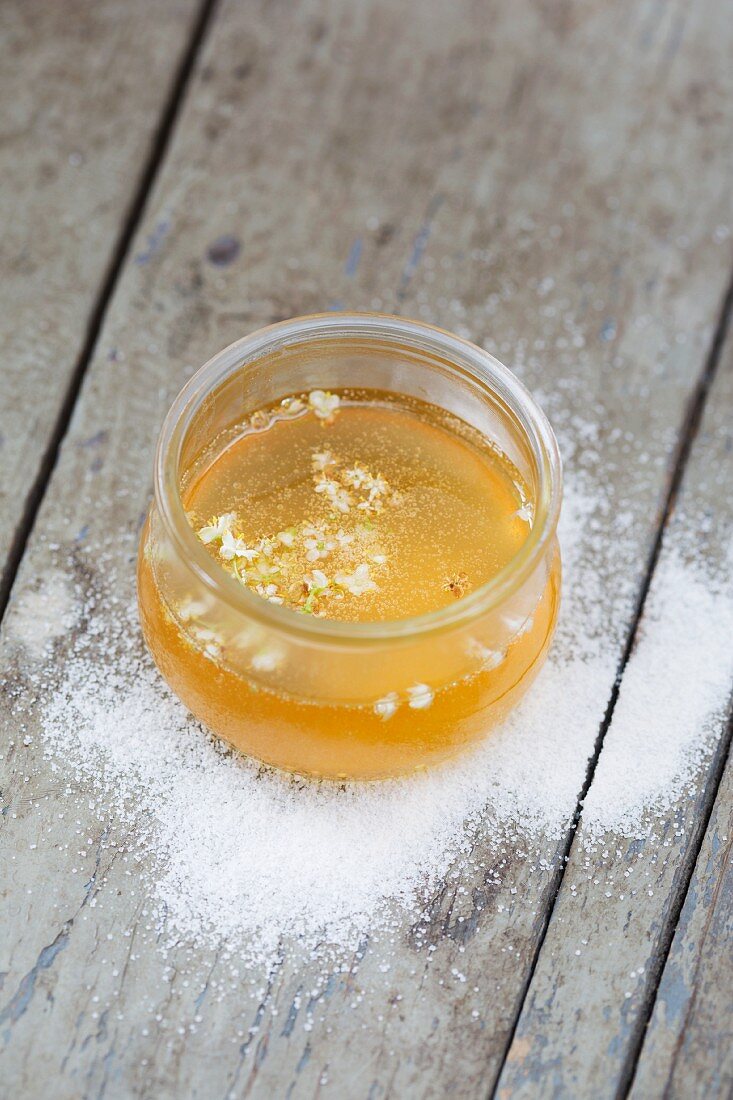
184, 389, 533, 621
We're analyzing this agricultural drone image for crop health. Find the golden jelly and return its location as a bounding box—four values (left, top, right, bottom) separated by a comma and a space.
138, 315, 562, 779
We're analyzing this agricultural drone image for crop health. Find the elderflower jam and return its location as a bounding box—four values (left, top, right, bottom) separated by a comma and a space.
138, 315, 562, 779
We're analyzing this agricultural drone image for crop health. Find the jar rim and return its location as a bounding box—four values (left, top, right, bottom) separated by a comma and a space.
154, 312, 562, 645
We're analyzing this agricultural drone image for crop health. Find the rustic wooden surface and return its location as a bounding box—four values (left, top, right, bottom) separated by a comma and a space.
497, 330, 733, 1099
1, 1, 732, 1097
0, 0, 204, 605
631, 734, 733, 1098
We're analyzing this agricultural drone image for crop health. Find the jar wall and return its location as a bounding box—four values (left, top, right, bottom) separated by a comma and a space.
138, 505, 560, 778
139, 314, 562, 779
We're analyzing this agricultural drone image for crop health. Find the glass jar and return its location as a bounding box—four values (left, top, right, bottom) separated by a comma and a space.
137, 313, 562, 779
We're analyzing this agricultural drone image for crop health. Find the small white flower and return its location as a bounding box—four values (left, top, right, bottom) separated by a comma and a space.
178, 598, 209, 622
251, 647, 282, 672
219, 530, 257, 561
335, 563, 377, 597
482, 649, 506, 670
198, 513, 236, 544
335, 529, 354, 548
306, 569, 330, 591
407, 683, 434, 710
190, 625, 222, 660
311, 449, 334, 471
277, 530, 296, 548
231, 626, 259, 649
281, 396, 305, 417
314, 478, 352, 514
357, 499, 382, 514
251, 557, 280, 579
343, 465, 369, 489
366, 474, 389, 499
250, 409, 271, 431
255, 583, 283, 605
303, 537, 331, 562
504, 613, 534, 640
308, 390, 340, 421
374, 692, 399, 720
331, 488, 352, 514
515, 503, 534, 524
370, 553, 387, 565
467, 640, 507, 671
255, 537, 276, 558
314, 476, 340, 496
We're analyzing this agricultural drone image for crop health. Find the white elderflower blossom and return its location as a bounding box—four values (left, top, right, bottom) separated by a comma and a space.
198, 513, 237, 544
255, 583, 283, 605
467, 639, 507, 671
335, 563, 377, 597
280, 396, 305, 417
305, 569, 330, 592
303, 533, 336, 562
189, 625, 222, 661
308, 390, 340, 421
302, 570, 332, 614
178, 597, 210, 622
314, 476, 340, 496
330, 487, 352, 514
251, 646, 283, 672
374, 692, 399, 720
407, 683, 434, 710
504, 613, 535, 640
219, 530, 257, 561
357, 498, 383, 514
311, 449, 334, 471
343, 465, 370, 489
314, 476, 352, 514
255, 536, 277, 558
250, 557, 280, 580
366, 474, 389, 500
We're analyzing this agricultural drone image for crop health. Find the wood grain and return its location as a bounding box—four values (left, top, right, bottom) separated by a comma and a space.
631, 749, 733, 1099
497, 334, 733, 1098
1, 0, 732, 1096
0, 0, 203, 599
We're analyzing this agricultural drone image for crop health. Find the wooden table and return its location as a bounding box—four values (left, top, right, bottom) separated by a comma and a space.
2, 2, 732, 1096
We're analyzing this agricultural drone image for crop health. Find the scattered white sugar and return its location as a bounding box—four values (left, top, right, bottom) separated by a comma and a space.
30, 462, 733, 966
41, 632, 610, 963
7, 568, 78, 660
583, 541, 733, 837
35, 476, 613, 962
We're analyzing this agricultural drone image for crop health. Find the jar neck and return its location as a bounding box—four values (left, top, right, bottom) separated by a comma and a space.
155, 313, 562, 646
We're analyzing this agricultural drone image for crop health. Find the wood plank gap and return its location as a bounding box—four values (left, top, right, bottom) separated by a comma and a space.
490, 263, 733, 1100
0, 0, 221, 623
621, 711, 733, 1099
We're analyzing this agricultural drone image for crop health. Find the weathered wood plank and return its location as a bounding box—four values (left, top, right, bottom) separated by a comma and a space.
630, 749, 733, 1099
497, 331, 733, 1097
1, 1, 733, 1097
0, 0, 204, 600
